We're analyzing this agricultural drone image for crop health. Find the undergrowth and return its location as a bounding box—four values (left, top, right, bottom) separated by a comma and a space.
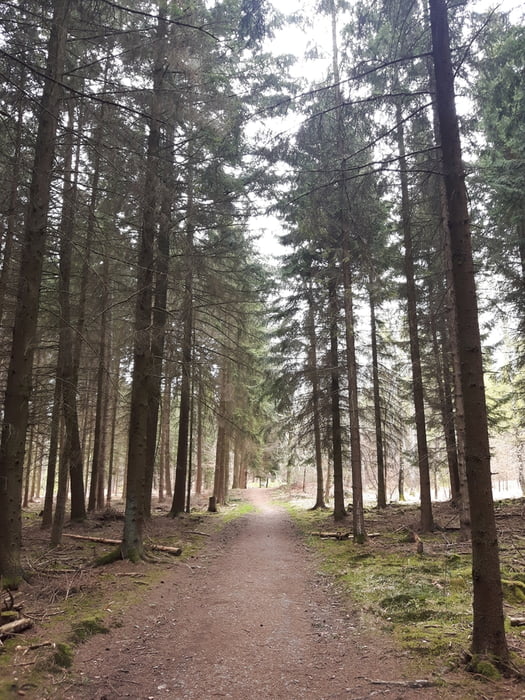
286, 504, 474, 665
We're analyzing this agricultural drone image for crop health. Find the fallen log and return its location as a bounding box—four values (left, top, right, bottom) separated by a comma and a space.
311, 531, 381, 540
64, 534, 120, 545
312, 531, 351, 540
63, 534, 181, 556
0, 618, 33, 639
509, 617, 525, 627
150, 544, 182, 556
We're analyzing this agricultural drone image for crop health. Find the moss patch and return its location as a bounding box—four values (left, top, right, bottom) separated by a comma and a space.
70, 616, 109, 644
53, 642, 74, 669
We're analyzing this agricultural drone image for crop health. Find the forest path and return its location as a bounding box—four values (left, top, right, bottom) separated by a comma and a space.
64, 489, 448, 699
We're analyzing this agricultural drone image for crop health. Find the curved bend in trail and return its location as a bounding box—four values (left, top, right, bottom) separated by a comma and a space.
67, 490, 446, 699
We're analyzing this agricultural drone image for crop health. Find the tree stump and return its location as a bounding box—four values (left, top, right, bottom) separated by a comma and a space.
208, 496, 217, 513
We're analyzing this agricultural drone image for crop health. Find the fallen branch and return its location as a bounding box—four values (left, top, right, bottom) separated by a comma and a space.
16, 641, 55, 654
63, 533, 182, 556
509, 617, 525, 627
365, 678, 438, 688
0, 617, 33, 639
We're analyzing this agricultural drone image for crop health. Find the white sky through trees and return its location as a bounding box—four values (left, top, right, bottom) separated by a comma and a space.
251, 0, 524, 260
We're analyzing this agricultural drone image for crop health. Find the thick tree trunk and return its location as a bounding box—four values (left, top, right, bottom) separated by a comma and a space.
122, 8, 166, 560
0, 0, 71, 584
429, 0, 508, 662
0, 63, 25, 328
144, 128, 172, 515
396, 103, 433, 532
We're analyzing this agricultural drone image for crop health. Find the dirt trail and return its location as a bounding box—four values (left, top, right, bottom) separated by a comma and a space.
63, 490, 450, 699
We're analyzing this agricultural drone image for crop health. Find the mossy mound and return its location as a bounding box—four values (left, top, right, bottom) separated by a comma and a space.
70, 616, 109, 644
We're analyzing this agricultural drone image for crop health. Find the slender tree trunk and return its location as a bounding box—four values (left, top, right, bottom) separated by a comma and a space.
88, 251, 110, 512
328, 276, 346, 521
342, 239, 366, 541
51, 430, 69, 547
58, 102, 86, 526
430, 301, 460, 503
23, 422, 35, 509
195, 371, 203, 495
429, 0, 508, 661
0, 0, 71, 584
170, 225, 194, 516
369, 280, 387, 509
306, 290, 326, 510
41, 361, 61, 529
396, 102, 433, 532
106, 356, 120, 506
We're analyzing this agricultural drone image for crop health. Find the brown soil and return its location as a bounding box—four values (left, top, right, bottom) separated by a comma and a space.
3, 489, 525, 699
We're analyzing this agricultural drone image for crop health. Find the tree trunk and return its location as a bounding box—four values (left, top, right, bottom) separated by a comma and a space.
428, 0, 508, 662
41, 365, 61, 529
144, 126, 172, 516
170, 223, 194, 516
58, 102, 86, 525
195, 371, 204, 495
341, 238, 366, 541
306, 287, 326, 509
396, 102, 433, 532
328, 276, 346, 521
369, 280, 387, 508
122, 8, 166, 560
106, 355, 121, 506
88, 250, 110, 513
0, 0, 71, 585
0, 62, 25, 328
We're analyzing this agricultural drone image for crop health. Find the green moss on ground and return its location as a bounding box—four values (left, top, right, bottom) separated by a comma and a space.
70, 616, 109, 644
288, 504, 473, 663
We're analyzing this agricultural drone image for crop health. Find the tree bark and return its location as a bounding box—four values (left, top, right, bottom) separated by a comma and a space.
428, 0, 508, 661
396, 102, 433, 532
369, 280, 387, 508
0, 0, 71, 584
341, 238, 366, 541
59, 102, 86, 525
170, 178, 194, 517
306, 287, 326, 510
122, 7, 166, 560
328, 276, 346, 521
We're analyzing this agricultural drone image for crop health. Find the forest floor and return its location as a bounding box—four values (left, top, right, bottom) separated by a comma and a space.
1, 488, 525, 699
